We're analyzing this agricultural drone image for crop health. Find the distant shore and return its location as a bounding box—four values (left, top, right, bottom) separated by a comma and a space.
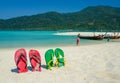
54, 31, 120, 36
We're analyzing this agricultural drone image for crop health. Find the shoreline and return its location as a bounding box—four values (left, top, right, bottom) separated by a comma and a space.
0, 31, 120, 49
0, 40, 105, 49
1, 38, 120, 49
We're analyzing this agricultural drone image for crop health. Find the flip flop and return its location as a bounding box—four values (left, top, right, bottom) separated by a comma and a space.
55, 48, 65, 68
29, 49, 41, 72
14, 48, 28, 73
45, 49, 54, 70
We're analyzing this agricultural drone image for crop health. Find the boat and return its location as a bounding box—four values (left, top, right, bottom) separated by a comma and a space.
79, 32, 105, 40
104, 32, 120, 39
104, 36, 120, 39
79, 35, 104, 40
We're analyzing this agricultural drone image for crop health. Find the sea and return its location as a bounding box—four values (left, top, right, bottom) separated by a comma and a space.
0, 31, 106, 48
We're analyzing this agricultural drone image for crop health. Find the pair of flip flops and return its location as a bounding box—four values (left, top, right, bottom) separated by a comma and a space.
14, 48, 41, 73
45, 48, 65, 70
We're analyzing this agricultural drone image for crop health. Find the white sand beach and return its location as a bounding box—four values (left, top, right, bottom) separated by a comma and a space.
0, 42, 120, 83
54, 31, 120, 36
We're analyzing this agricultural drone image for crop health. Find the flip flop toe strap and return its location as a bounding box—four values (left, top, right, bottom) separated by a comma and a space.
16, 54, 27, 71
30, 54, 41, 70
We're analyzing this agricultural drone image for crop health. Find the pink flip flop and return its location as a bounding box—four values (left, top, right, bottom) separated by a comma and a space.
14, 48, 28, 73
29, 49, 41, 72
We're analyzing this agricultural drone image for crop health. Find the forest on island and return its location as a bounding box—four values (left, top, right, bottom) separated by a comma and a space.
0, 6, 120, 31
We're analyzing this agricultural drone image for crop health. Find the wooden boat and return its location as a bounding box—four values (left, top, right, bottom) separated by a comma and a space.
104, 32, 120, 39
79, 36, 104, 40
104, 36, 120, 39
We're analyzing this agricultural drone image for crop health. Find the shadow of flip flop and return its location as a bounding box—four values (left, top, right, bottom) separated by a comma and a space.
41, 64, 47, 69
11, 68, 18, 73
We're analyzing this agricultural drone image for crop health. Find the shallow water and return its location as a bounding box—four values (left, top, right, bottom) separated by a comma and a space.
0, 31, 105, 48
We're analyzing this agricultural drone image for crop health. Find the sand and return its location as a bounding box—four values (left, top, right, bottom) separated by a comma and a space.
0, 42, 120, 83
54, 31, 120, 36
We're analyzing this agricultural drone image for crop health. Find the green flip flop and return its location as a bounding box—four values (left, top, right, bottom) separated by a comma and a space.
45, 49, 54, 70
55, 48, 65, 68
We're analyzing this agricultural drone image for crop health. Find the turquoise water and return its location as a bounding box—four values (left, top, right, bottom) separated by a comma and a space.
0, 31, 105, 48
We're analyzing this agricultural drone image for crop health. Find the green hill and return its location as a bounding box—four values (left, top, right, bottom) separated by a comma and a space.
0, 6, 120, 31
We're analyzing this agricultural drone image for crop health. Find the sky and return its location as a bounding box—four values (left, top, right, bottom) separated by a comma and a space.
0, 0, 120, 19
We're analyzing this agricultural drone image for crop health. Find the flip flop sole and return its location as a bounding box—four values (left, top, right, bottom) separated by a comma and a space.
45, 49, 54, 69
14, 48, 28, 73
29, 49, 41, 72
